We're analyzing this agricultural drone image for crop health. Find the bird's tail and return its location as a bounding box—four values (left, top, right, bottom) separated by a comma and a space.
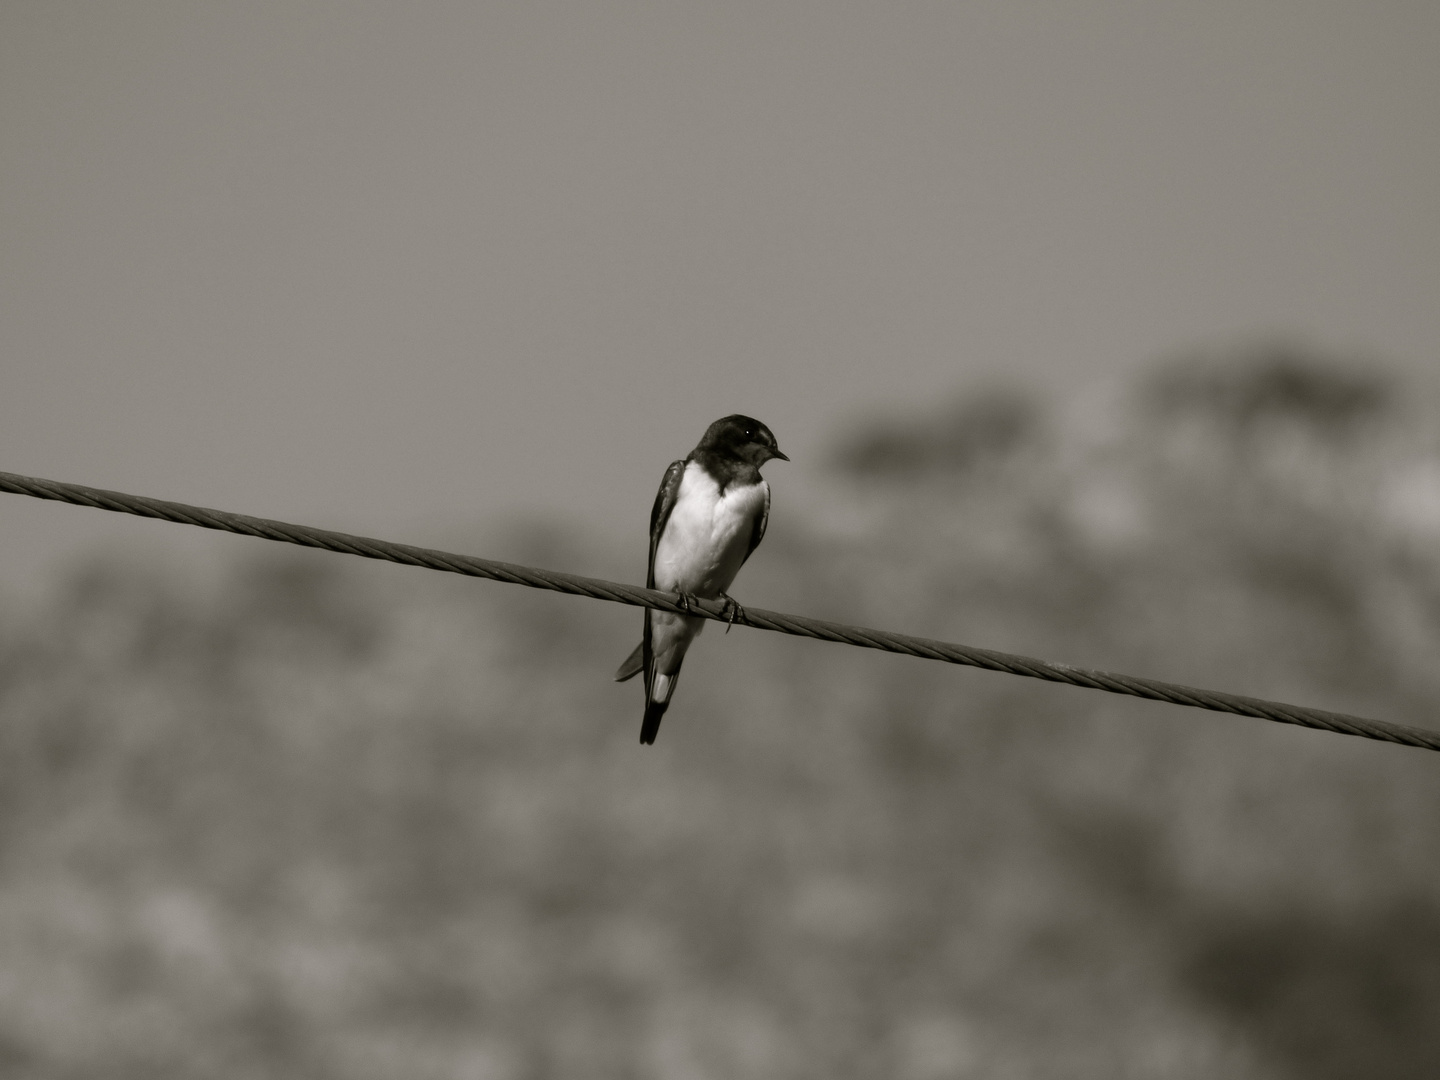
639, 699, 668, 745
640, 669, 680, 745
614, 642, 644, 682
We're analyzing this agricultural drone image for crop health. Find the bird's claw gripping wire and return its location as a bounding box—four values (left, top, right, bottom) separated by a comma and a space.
719, 593, 744, 633
674, 591, 742, 632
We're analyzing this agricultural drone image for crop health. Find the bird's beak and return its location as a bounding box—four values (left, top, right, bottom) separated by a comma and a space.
770, 448, 790, 462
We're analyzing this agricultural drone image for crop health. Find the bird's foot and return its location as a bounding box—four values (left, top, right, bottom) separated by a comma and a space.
675, 591, 701, 615
719, 593, 745, 632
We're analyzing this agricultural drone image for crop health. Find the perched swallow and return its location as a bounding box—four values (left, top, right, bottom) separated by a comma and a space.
615, 415, 788, 744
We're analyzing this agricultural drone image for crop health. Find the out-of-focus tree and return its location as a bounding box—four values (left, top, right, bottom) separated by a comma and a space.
1, 344, 1438, 1079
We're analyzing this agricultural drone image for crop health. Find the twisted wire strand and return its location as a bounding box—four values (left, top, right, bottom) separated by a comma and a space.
3, 467, 1438, 754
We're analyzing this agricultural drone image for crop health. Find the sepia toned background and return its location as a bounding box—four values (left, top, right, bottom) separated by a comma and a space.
2, 3, 1440, 1077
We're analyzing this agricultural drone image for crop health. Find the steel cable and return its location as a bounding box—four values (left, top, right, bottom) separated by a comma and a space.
3, 468, 1438, 753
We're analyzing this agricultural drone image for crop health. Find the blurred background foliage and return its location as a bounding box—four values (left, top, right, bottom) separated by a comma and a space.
4, 345, 1440, 1079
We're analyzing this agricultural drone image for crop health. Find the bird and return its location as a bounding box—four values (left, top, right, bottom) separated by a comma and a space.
614, 414, 788, 744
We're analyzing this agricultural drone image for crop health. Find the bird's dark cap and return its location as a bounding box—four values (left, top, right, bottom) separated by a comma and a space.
697, 415, 789, 464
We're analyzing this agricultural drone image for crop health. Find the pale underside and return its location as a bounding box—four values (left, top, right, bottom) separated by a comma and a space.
649, 462, 769, 701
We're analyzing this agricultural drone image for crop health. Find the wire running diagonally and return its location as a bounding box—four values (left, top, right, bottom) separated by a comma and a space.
3, 468, 1438, 754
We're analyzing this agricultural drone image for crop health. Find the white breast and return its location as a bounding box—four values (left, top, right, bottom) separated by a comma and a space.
652, 462, 768, 598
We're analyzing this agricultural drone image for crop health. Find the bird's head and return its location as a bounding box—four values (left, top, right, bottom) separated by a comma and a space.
698, 414, 790, 466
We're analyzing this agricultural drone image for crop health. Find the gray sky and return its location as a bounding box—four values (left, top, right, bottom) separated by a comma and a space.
2, 1, 1437, 598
